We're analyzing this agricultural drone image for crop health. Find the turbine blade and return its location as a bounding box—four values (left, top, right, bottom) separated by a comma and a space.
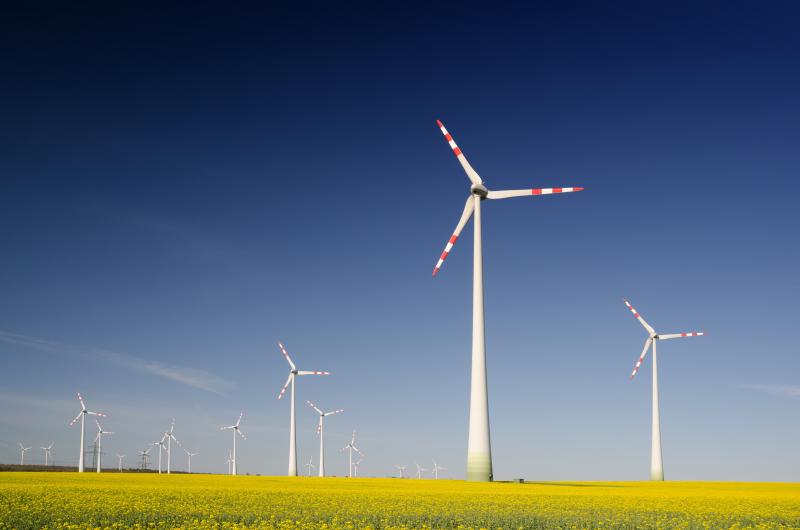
277, 373, 293, 400
436, 119, 483, 185
630, 337, 653, 379
325, 409, 344, 416
86, 411, 106, 417
237, 429, 246, 440
433, 195, 475, 276
623, 299, 656, 335
307, 400, 323, 415
487, 187, 584, 199
296, 370, 330, 376
77, 392, 86, 410
236, 412, 243, 427
69, 412, 82, 426
659, 332, 705, 340
277, 342, 297, 371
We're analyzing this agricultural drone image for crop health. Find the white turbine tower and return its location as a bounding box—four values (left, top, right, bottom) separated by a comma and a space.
415, 462, 426, 479
432, 459, 445, 479
94, 420, 114, 473
394, 464, 407, 478
432, 120, 584, 481
41, 443, 54, 466
220, 413, 245, 475
276, 341, 330, 477
304, 456, 315, 477
624, 298, 705, 481
18, 443, 30, 465
153, 438, 166, 474
341, 431, 363, 478
68, 393, 106, 472
185, 449, 199, 473
116, 453, 125, 471
162, 419, 180, 474
307, 400, 342, 477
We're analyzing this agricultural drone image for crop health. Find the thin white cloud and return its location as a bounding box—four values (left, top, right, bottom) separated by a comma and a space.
0, 330, 233, 395
740, 384, 800, 399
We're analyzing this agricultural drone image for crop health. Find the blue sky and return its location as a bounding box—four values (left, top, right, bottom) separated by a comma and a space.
1, 2, 798, 480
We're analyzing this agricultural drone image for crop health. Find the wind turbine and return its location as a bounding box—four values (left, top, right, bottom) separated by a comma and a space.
307, 400, 343, 477
220, 413, 245, 475
18, 443, 30, 465
185, 449, 199, 473
304, 456, 315, 477
276, 341, 330, 477
394, 464, 407, 479
137, 448, 151, 470
353, 458, 362, 477
162, 419, 180, 474
94, 420, 114, 473
41, 443, 54, 466
68, 393, 106, 472
116, 453, 125, 471
432, 459, 445, 479
415, 462, 426, 479
225, 450, 233, 475
431, 120, 584, 482
340, 431, 363, 478
624, 298, 705, 481
152, 437, 166, 474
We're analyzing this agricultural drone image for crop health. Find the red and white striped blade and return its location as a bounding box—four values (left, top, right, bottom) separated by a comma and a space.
316, 418, 321, 435
277, 373, 293, 400
87, 411, 106, 417
69, 412, 82, 426
630, 337, 653, 379
325, 409, 344, 416
623, 299, 656, 335
277, 342, 296, 371
436, 120, 483, 185
76, 392, 86, 411
307, 400, 323, 415
433, 195, 474, 276
297, 370, 330, 376
659, 332, 705, 340
487, 187, 585, 199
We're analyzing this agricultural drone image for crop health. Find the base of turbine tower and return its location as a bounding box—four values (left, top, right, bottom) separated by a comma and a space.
466, 454, 493, 482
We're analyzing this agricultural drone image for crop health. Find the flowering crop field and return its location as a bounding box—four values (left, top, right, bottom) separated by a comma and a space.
0, 473, 798, 529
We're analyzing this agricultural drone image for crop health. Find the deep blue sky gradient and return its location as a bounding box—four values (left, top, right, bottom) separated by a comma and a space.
1, 2, 798, 479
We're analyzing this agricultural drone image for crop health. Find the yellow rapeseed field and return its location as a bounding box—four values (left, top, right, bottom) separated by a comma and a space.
0, 473, 798, 529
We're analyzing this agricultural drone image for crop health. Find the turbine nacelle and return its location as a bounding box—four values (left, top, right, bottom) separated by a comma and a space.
470, 183, 488, 197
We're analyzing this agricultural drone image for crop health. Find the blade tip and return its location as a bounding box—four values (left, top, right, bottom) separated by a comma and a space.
436, 119, 443, 127
575, 187, 585, 191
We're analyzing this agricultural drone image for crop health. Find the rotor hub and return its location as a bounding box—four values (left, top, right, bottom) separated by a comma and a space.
471, 183, 488, 197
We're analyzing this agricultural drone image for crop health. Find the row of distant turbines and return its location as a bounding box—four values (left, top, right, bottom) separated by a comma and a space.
428, 120, 703, 481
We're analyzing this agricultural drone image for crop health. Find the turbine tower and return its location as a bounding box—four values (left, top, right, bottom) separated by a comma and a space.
277, 341, 330, 477
220, 413, 245, 475
432, 120, 584, 481
94, 420, 114, 473
41, 443, 54, 466
116, 453, 125, 471
307, 400, 342, 477
432, 459, 445, 479
624, 298, 705, 481
185, 449, 199, 473
394, 464, 407, 478
18, 443, 30, 465
341, 431, 363, 478
68, 393, 106, 472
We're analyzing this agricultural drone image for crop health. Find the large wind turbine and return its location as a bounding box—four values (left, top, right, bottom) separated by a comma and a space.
341, 431, 363, 478
624, 298, 705, 481
162, 419, 180, 474
68, 393, 106, 472
276, 341, 330, 477
41, 443, 53, 466
307, 400, 342, 477
94, 420, 114, 473
18, 443, 30, 465
432, 120, 584, 481
220, 413, 245, 475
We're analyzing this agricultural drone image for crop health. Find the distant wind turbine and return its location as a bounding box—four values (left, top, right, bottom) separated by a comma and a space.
41, 443, 54, 466
152, 438, 166, 474
415, 462, 426, 479
394, 464, 407, 479
304, 456, 315, 477
225, 450, 233, 475
116, 453, 125, 471
162, 419, 180, 474
69, 393, 106, 472
431, 120, 584, 481
277, 341, 330, 477
220, 412, 245, 475
432, 459, 445, 479
18, 443, 30, 465
307, 400, 342, 477
341, 431, 363, 478
185, 449, 199, 473
624, 298, 705, 481
94, 420, 114, 473
353, 458, 362, 477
